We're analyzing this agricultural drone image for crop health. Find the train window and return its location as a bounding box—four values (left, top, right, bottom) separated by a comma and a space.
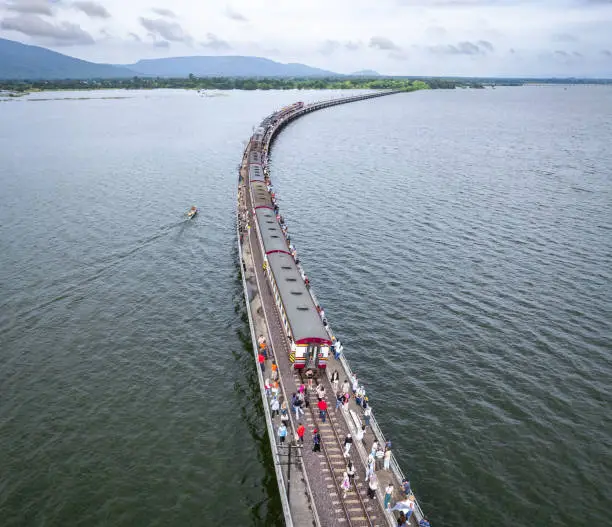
271, 235, 280, 238
285, 278, 297, 282
281, 265, 291, 270
297, 306, 309, 311
290, 291, 303, 296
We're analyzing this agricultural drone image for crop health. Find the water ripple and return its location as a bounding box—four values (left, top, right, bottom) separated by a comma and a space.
272, 86, 612, 527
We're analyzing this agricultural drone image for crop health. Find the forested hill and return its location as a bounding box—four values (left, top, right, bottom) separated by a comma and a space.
0, 37, 337, 79
123, 56, 337, 77
0, 38, 135, 80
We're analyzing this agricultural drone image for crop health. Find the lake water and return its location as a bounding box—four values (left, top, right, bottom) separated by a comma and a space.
1, 86, 610, 527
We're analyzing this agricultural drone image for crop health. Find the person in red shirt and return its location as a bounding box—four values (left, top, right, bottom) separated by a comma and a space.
257, 352, 265, 373
317, 398, 328, 423
296, 423, 305, 443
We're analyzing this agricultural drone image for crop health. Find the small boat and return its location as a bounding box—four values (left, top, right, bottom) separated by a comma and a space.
187, 206, 199, 219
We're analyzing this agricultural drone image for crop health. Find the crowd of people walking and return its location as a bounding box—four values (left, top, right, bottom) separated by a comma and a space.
256, 326, 428, 525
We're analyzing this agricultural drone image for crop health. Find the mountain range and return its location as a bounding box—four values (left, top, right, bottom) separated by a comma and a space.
0, 37, 133, 79
0, 37, 372, 80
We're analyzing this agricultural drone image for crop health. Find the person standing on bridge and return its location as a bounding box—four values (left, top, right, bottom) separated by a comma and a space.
317, 398, 328, 423
330, 370, 339, 392
356, 386, 364, 407
305, 368, 314, 391
292, 393, 304, 418
270, 396, 280, 418
335, 391, 343, 413
298, 389, 308, 409
401, 478, 412, 497
376, 444, 385, 471
280, 400, 289, 425
365, 454, 375, 482
278, 423, 287, 444
312, 428, 321, 453
315, 382, 325, 401
296, 423, 305, 444
257, 351, 265, 373
384, 446, 392, 471
347, 459, 356, 486
356, 424, 366, 445
343, 433, 353, 457
384, 483, 394, 510
342, 393, 350, 413
371, 439, 379, 458
367, 472, 379, 499
334, 339, 343, 360
341, 471, 350, 499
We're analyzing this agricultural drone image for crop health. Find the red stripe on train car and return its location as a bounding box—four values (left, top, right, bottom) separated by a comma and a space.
265, 249, 291, 256
295, 337, 332, 345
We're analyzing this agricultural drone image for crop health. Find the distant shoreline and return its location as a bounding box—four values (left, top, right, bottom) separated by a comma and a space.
0, 77, 480, 96
1, 77, 609, 99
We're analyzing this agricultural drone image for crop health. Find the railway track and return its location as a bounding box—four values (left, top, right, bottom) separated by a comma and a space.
296, 369, 381, 527
241, 145, 387, 526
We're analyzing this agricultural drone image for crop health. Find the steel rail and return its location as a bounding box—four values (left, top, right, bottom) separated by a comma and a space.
298, 370, 375, 527
242, 148, 324, 527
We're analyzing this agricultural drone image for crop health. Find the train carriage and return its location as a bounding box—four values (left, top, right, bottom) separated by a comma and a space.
251, 181, 273, 209
256, 209, 289, 254
249, 163, 265, 182
249, 151, 262, 165
251, 131, 265, 151
265, 252, 331, 369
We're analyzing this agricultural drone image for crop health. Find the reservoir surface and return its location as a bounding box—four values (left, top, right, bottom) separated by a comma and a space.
1, 86, 610, 526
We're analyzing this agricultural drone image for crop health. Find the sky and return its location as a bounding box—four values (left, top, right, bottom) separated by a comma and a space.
0, 0, 611, 77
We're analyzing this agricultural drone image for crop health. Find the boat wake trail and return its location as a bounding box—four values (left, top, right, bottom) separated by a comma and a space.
0, 220, 188, 336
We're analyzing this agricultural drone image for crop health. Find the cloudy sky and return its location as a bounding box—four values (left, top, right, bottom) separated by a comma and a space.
1, 0, 611, 77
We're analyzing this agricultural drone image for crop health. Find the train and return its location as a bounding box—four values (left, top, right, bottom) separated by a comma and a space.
262, 102, 306, 130
247, 109, 331, 370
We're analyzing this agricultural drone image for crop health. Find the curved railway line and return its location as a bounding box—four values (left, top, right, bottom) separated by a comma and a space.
243, 157, 387, 526
237, 90, 424, 527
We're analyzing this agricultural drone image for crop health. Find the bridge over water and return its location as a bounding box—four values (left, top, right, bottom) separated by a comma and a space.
237, 90, 427, 527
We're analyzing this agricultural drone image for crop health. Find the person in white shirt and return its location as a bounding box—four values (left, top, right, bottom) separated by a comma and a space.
364, 406, 372, 427
384, 483, 394, 509
334, 340, 343, 359
356, 425, 365, 444
343, 433, 353, 457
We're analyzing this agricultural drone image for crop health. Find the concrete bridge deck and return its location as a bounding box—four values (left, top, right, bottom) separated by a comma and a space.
237, 90, 427, 527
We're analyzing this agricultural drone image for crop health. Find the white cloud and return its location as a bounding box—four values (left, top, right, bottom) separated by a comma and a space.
0, 0, 610, 76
